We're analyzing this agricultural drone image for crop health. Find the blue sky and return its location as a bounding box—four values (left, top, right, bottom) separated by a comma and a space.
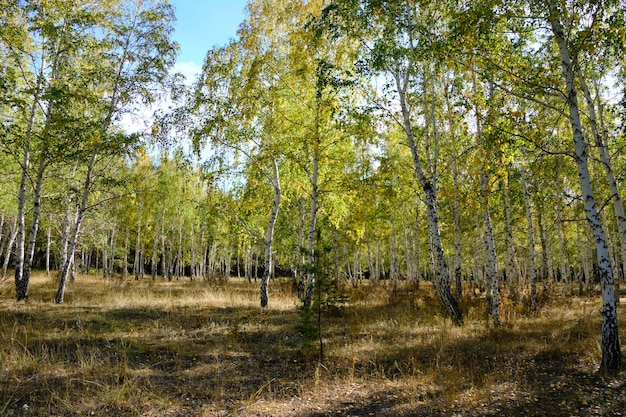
120, 1, 248, 134
169, 0, 249, 80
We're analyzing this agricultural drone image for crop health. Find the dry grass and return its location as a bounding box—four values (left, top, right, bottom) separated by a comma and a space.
0, 273, 625, 416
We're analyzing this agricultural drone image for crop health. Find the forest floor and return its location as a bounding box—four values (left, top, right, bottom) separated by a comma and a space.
0, 273, 625, 416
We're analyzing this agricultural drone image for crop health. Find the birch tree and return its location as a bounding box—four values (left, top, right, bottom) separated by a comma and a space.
191, 37, 284, 306
0, 0, 110, 300
543, 0, 621, 371
324, 0, 463, 324
55, 0, 177, 303
450, 0, 624, 371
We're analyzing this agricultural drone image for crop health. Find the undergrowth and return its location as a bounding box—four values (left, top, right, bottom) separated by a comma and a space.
0, 272, 624, 416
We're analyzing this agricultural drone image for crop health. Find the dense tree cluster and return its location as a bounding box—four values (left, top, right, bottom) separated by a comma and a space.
1, 0, 625, 370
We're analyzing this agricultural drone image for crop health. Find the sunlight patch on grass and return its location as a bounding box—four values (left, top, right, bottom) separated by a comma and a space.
1, 273, 625, 416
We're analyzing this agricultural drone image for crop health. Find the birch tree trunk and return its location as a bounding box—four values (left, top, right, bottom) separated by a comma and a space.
134, 203, 143, 280
503, 172, 518, 302
55, 146, 99, 303
20, 159, 47, 298
2, 218, 18, 280
578, 69, 626, 299
260, 158, 281, 308
389, 229, 398, 283
480, 171, 499, 323
0, 214, 4, 262
14, 121, 32, 301
292, 197, 306, 295
152, 217, 159, 280
108, 226, 117, 277
476, 82, 499, 323
191, 223, 197, 281
123, 228, 129, 279
102, 243, 108, 279
46, 228, 51, 278
394, 68, 463, 325
538, 211, 550, 290
14, 52, 45, 301
521, 164, 539, 311
304, 146, 319, 307
452, 155, 463, 300
546, 0, 621, 371
445, 81, 464, 299
176, 220, 183, 279
161, 217, 167, 280
557, 215, 570, 297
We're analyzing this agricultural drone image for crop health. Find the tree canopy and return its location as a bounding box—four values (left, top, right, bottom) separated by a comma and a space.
1, 0, 625, 371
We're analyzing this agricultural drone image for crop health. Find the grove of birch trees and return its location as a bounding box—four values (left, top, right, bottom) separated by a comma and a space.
1, 0, 626, 371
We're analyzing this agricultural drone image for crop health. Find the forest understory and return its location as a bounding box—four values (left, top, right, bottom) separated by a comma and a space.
1, 273, 625, 417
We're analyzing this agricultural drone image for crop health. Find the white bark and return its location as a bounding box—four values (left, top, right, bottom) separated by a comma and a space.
521, 163, 539, 311
578, 69, 626, 293
14, 47, 45, 301
476, 81, 499, 323
546, 0, 621, 370
134, 203, 143, 280
46, 228, 51, 277
0, 214, 4, 259
152, 217, 159, 280
503, 173, 518, 301
538, 211, 551, 289
393, 67, 462, 325
445, 83, 463, 299
260, 158, 282, 307
2, 218, 18, 280
22, 159, 47, 292
481, 172, 499, 323
55, 146, 99, 303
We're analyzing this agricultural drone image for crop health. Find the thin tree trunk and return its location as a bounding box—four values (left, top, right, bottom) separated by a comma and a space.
481, 171, 499, 323
191, 223, 197, 281
538, 211, 549, 290
55, 146, 100, 304
390, 229, 398, 283
0, 214, 4, 247
2, 218, 18, 280
123, 228, 129, 280
134, 203, 142, 280
304, 147, 319, 307
476, 81, 499, 323
70, 251, 76, 282
0, 214, 5, 267
261, 158, 281, 308
334, 229, 340, 282
14, 55, 44, 301
14, 138, 31, 301
503, 171, 518, 303
521, 163, 539, 311
161, 217, 167, 280
578, 69, 626, 303
547, 0, 621, 371
46, 228, 51, 278
20, 159, 47, 298
108, 226, 117, 277
102, 245, 108, 279
452, 153, 463, 300
152, 217, 159, 280
177, 219, 183, 279
59, 198, 74, 279
557, 216, 569, 297
394, 68, 462, 325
